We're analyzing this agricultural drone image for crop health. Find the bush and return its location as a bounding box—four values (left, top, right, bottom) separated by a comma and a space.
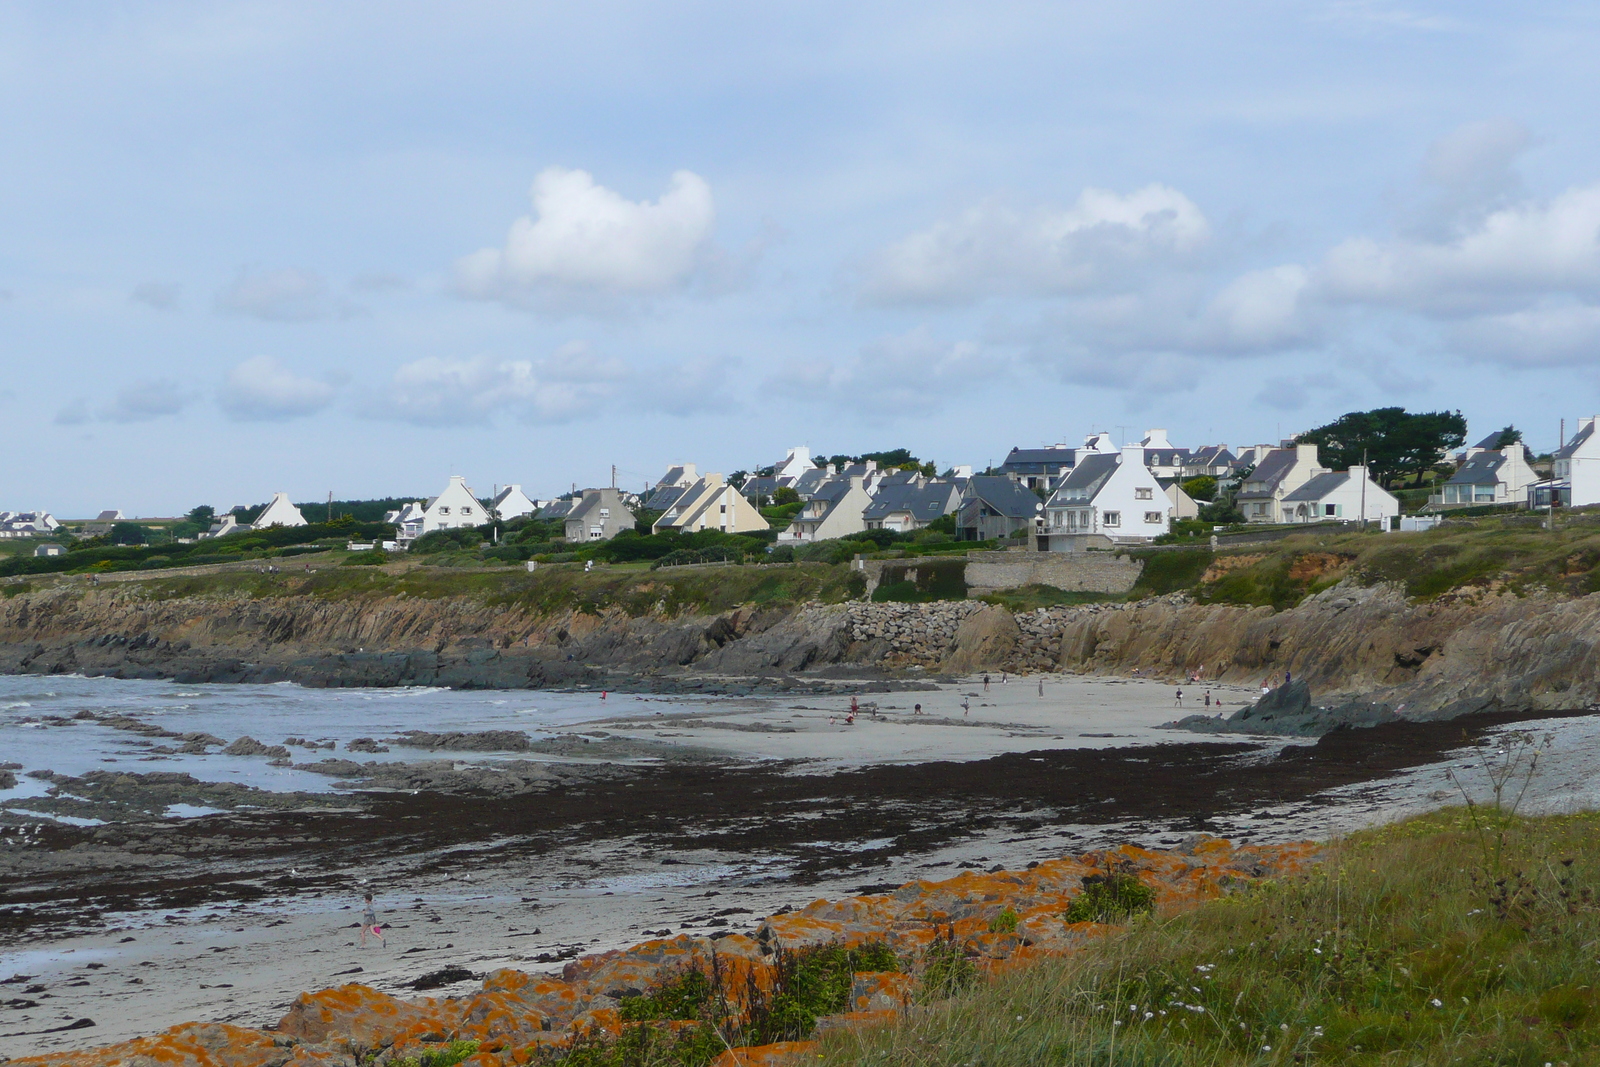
409, 528, 486, 554
773, 486, 800, 505
1181, 475, 1217, 501
341, 549, 389, 566
1063, 871, 1156, 923
1129, 548, 1212, 597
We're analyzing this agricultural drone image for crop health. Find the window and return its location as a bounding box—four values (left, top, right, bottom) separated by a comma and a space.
438, 506, 450, 515
719, 504, 727, 513
1144, 511, 1162, 524
1103, 510, 1121, 527
1475, 485, 1497, 502
1135, 487, 1153, 500
461, 507, 472, 516
1324, 503, 1338, 516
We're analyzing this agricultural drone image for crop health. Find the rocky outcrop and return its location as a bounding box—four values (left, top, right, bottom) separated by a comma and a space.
10, 838, 1317, 1067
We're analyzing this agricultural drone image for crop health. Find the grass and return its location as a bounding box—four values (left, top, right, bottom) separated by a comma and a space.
977, 585, 1125, 612
819, 809, 1600, 1067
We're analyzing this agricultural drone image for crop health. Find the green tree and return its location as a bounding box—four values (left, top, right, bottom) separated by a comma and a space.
772, 486, 800, 505
1181, 475, 1217, 501
1493, 426, 1523, 449
108, 521, 146, 546
186, 504, 216, 526
1296, 407, 1467, 487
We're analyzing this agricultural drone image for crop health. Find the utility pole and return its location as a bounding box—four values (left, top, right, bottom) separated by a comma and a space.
327, 491, 333, 524
1360, 449, 1367, 531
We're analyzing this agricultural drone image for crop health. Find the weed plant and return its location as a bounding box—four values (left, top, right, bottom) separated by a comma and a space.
820, 810, 1600, 1067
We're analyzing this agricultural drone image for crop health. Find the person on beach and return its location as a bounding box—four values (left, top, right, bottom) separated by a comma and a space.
983, 674, 990, 691
1204, 691, 1211, 707
962, 698, 970, 715
360, 892, 385, 948
1285, 670, 1292, 685
1261, 677, 1271, 696
913, 703, 922, 715
845, 710, 855, 725
1174, 689, 1183, 708
850, 696, 858, 716
1037, 677, 1044, 697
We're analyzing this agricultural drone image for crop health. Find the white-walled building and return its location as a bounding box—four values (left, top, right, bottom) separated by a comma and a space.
0, 511, 60, 538
1279, 466, 1398, 524
490, 484, 539, 521
1553, 417, 1600, 507
254, 492, 307, 528
781, 476, 874, 543
391, 476, 485, 546
651, 475, 770, 535
1042, 444, 1170, 547
1233, 444, 1328, 523
1440, 446, 1539, 507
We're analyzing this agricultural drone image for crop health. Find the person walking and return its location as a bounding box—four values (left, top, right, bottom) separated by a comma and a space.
360, 892, 385, 948
1174, 689, 1184, 708
1261, 677, 1271, 696
1037, 676, 1044, 697
961, 698, 970, 715
982, 674, 990, 692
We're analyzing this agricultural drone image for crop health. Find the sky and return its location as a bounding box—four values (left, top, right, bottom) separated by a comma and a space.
5, 1, 1600, 516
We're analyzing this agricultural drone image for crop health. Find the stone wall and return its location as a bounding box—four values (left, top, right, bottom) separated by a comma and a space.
963, 550, 1144, 596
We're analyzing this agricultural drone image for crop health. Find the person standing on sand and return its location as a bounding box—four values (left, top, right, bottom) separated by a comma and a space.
1174, 689, 1183, 707
1204, 691, 1211, 707
1262, 677, 1271, 696
360, 892, 385, 948
983, 674, 990, 691
1037, 677, 1044, 697
962, 698, 971, 715
913, 703, 922, 715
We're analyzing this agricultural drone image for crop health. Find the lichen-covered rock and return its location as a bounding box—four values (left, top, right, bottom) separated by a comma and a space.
6, 1022, 291, 1067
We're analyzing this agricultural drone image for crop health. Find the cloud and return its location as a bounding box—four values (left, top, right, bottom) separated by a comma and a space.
1423, 117, 1531, 191
131, 281, 180, 310
215, 267, 359, 322
637, 355, 740, 417
455, 167, 717, 311
101, 378, 191, 422
350, 273, 412, 293
374, 341, 627, 425
861, 184, 1210, 305
54, 398, 90, 425
1197, 265, 1315, 351
1253, 373, 1343, 412
1450, 303, 1600, 368
219, 355, 338, 420
776, 327, 993, 413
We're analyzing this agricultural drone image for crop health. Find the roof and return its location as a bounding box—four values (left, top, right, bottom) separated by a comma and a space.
1471, 427, 1517, 451
963, 475, 1045, 519
1281, 471, 1353, 502
643, 484, 688, 511
791, 468, 832, 497
1554, 421, 1596, 460
862, 482, 958, 521
656, 465, 692, 487
1143, 449, 1190, 467
1446, 452, 1508, 486
1051, 453, 1120, 501
536, 499, 576, 520
1000, 446, 1076, 473
1235, 448, 1298, 496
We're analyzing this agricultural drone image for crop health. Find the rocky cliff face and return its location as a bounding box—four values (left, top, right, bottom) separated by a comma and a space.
5, 577, 1600, 716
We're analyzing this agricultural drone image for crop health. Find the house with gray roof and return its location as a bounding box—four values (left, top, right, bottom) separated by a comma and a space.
643, 465, 699, 511
490, 484, 538, 521
956, 476, 1045, 543
1440, 446, 1538, 507
1233, 444, 1327, 523
563, 488, 634, 542
1280, 467, 1398, 524
861, 478, 963, 533
780, 476, 873, 543
998, 445, 1077, 492
1042, 445, 1171, 548
1545, 416, 1600, 507
1182, 445, 1238, 479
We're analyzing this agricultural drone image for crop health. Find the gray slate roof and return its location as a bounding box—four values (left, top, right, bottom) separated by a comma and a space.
1554, 421, 1595, 460
862, 483, 958, 521
963, 476, 1045, 519
1281, 471, 1353, 502
643, 484, 688, 511
1051, 453, 1120, 500
1471, 427, 1517, 451
1447, 452, 1508, 486
1234, 448, 1298, 499
1000, 446, 1076, 474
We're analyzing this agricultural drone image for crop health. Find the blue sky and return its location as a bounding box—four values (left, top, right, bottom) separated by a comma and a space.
6, 2, 1600, 516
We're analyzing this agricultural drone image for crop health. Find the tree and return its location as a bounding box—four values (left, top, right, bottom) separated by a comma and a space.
1492, 426, 1523, 449
1181, 476, 1217, 502
108, 521, 146, 546
186, 504, 216, 526
772, 486, 800, 505
1296, 407, 1466, 487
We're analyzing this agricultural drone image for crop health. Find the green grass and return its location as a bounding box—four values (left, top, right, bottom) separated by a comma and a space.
977, 585, 1125, 612
820, 809, 1600, 1067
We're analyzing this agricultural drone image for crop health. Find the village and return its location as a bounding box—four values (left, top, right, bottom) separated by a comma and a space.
4, 412, 1597, 566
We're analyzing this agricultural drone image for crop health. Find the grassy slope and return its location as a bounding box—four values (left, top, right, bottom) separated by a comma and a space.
128, 560, 866, 617
1132, 513, 1600, 609
823, 808, 1600, 1067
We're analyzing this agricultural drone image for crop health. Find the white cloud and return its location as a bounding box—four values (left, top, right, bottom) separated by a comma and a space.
1316, 183, 1600, 315
455, 167, 716, 310
131, 281, 180, 310
54, 398, 90, 425
776, 327, 993, 413
862, 184, 1210, 305
1198, 265, 1314, 351
1450, 303, 1600, 368
219, 355, 338, 420
215, 267, 358, 322
1424, 117, 1531, 191
101, 378, 191, 422
374, 341, 627, 425
637, 355, 741, 417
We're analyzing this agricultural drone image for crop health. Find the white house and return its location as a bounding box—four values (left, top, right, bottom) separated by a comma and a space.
861, 478, 963, 532
772, 446, 816, 486
651, 475, 770, 535
490, 484, 539, 521
1042, 444, 1170, 547
1233, 444, 1328, 523
781, 476, 874, 543
1553, 417, 1600, 507
392, 475, 485, 546
0, 511, 60, 538
1139, 429, 1191, 480
254, 492, 307, 528
201, 514, 246, 538
1439, 446, 1539, 507
1279, 466, 1398, 524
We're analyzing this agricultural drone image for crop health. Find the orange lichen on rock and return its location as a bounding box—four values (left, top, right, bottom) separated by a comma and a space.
15, 837, 1316, 1067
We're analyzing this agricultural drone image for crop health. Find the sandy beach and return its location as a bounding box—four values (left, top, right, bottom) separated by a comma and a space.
5, 672, 1597, 1058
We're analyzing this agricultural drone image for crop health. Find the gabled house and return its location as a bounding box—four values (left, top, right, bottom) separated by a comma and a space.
1551, 417, 1600, 507
0, 511, 60, 538
392, 475, 485, 546
644, 465, 699, 511
1280, 467, 1398, 524
781, 476, 874, 543
1160, 479, 1200, 519
254, 492, 307, 529
490, 484, 538, 521
563, 488, 634, 542
534, 498, 577, 522
1182, 445, 1239, 479
861, 478, 963, 533
789, 467, 834, 500
1440, 446, 1539, 507
739, 475, 778, 502
202, 514, 246, 538
772, 446, 816, 486
956, 476, 1045, 542
652, 475, 770, 536
1042, 445, 1170, 547
1233, 444, 1327, 523
83, 509, 123, 537
1138, 429, 1191, 480
34, 543, 65, 557
998, 445, 1077, 493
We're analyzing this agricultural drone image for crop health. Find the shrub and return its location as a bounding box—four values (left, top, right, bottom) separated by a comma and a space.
1129, 548, 1212, 596
1063, 871, 1156, 923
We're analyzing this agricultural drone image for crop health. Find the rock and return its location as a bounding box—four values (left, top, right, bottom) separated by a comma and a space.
222, 737, 291, 759
943, 605, 1021, 674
